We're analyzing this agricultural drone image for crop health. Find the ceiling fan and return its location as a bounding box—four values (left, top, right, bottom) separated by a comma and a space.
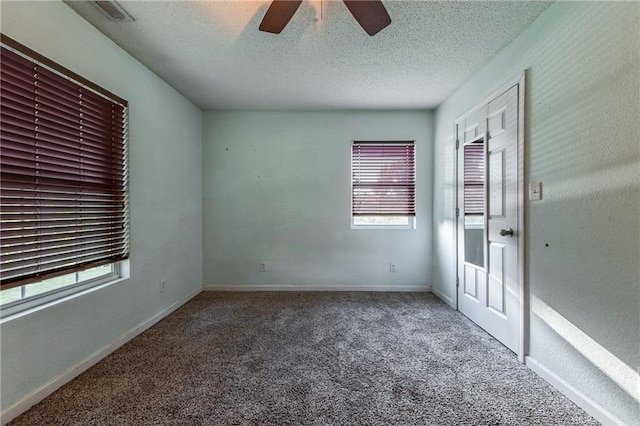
259, 0, 391, 36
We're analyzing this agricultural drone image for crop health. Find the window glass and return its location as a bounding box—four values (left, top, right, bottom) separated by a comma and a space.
0, 264, 116, 310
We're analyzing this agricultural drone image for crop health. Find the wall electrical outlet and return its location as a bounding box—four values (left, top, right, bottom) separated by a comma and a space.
259, 262, 268, 272
159, 279, 167, 293
389, 263, 397, 273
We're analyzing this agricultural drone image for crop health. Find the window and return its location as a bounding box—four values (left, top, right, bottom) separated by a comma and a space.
0, 36, 129, 315
351, 141, 415, 228
463, 141, 485, 229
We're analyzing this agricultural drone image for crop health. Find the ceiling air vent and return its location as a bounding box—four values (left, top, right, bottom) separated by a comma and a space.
93, 1, 134, 21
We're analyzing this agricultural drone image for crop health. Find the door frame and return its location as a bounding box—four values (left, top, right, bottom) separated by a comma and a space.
453, 72, 527, 363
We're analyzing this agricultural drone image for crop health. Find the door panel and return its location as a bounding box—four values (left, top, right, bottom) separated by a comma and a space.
488, 107, 506, 136
463, 105, 487, 143
488, 242, 505, 314
457, 82, 521, 354
464, 264, 478, 299
489, 149, 505, 217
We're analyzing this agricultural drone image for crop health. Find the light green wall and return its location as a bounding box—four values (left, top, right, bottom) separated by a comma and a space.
433, 2, 639, 424
0, 0, 203, 415
202, 111, 433, 290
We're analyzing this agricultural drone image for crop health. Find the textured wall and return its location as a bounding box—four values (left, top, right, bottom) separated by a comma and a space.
202, 111, 432, 290
432, 2, 639, 424
0, 1, 203, 414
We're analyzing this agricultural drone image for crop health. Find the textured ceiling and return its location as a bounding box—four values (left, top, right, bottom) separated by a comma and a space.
65, 1, 552, 111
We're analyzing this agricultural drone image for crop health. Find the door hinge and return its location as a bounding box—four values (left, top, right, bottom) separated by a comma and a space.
456, 276, 459, 287
455, 139, 459, 150
455, 207, 460, 218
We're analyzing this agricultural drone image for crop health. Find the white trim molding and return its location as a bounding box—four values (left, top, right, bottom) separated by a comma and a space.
203, 284, 431, 292
0, 288, 201, 425
431, 286, 455, 308
525, 357, 623, 426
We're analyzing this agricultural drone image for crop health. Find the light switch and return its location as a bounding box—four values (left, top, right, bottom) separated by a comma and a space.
530, 182, 542, 201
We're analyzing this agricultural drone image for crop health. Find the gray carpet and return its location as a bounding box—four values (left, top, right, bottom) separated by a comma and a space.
10, 292, 598, 425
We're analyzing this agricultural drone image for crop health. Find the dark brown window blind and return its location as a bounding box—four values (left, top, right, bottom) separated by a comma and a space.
463, 143, 485, 215
352, 142, 415, 216
0, 42, 129, 289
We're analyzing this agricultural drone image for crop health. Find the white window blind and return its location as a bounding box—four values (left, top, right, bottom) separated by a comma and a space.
351, 141, 415, 217
0, 39, 129, 290
463, 143, 484, 215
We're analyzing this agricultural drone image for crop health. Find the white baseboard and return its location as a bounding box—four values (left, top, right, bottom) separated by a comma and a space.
525, 356, 622, 426
203, 284, 431, 292
0, 288, 201, 425
430, 286, 455, 308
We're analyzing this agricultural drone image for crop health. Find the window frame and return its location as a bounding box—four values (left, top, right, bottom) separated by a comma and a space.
0, 34, 129, 318
350, 140, 416, 230
350, 215, 415, 230
0, 262, 125, 319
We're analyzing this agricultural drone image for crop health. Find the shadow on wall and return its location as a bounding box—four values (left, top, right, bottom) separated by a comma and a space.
530, 182, 638, 361
530, 60, 639, 183
531, 295, 639, 404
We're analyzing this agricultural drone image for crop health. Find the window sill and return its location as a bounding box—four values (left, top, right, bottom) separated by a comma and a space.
0, 261, 130, 323
351, 225, 416, 230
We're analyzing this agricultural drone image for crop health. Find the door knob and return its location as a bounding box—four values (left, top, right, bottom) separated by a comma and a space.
499, 228, 514, 237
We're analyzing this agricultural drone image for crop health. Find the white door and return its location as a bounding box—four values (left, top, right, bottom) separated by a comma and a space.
456, 82, 522, 355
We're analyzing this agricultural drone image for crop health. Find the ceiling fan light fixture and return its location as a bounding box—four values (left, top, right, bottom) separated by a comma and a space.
259, 0, 303, 34
343, 0, 391, 36
259, 0, 391, 36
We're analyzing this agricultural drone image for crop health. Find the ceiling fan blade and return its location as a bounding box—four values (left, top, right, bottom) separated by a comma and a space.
259, 0, 303, 34
343, 0, 391, 36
